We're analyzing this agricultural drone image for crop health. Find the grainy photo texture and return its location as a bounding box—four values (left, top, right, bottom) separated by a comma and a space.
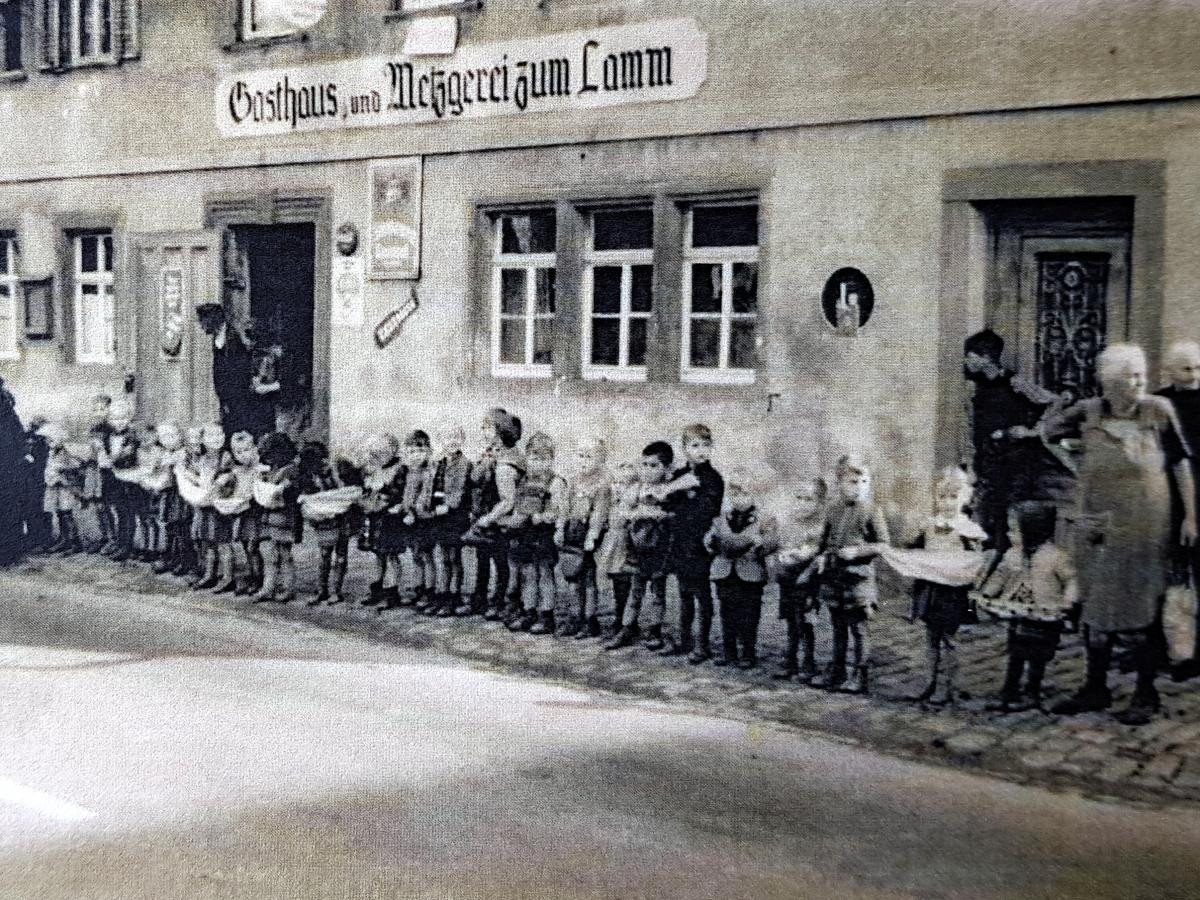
1, 1, 1200, 898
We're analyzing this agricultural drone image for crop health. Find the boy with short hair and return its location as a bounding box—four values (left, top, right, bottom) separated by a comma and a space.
811, 453, 891, 695
706, 470, 778, 669
664, 423, 725, 662
605, 441, 676, 652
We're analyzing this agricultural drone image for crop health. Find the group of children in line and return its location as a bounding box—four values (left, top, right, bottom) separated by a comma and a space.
25, 399, 1082, 709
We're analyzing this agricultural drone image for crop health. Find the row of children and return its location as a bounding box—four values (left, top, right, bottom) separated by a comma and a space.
31, 400, 1079, 707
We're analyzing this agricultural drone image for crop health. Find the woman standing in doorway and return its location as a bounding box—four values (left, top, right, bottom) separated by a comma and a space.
1040, 344, 1197, 725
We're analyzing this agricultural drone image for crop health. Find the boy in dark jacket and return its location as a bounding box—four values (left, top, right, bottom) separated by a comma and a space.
663, 423, 725, 662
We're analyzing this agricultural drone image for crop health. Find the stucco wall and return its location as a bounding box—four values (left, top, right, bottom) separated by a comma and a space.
3, 98, 1200, 515
4, 1, 1200, 179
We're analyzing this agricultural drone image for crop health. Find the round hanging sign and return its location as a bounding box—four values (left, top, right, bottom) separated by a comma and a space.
821, 267, 875, 336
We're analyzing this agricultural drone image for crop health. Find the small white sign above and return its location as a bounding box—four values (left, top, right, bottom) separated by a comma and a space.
216, 18, 707, 138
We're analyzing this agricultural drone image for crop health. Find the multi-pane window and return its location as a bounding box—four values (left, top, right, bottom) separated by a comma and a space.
491, 211, 556, 378
38, 0, 138, 70
1, 3, 21, 73
681, 203, 760, 383
0, 236, 18, 361
583, 208, 653, 381
72, 231, 115, 365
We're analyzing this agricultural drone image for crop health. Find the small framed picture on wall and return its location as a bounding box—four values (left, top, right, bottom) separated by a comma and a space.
368, 157, 423, 280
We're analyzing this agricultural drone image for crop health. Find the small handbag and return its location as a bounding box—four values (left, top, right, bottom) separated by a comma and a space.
1163, 558, 1197, 665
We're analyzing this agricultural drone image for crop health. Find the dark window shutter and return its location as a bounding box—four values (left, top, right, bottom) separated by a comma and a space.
117, 0, 138, 60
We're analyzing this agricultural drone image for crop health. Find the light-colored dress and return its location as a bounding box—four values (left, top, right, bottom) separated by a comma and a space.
1047, 396, 1189, 632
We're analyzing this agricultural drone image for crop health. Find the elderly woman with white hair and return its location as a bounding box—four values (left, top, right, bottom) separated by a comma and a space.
1042, 343, 1197, 724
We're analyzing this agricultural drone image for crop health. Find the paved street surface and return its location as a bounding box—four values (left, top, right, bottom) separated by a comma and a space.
16, 549, 1200, 806
2, 566, 1200, 899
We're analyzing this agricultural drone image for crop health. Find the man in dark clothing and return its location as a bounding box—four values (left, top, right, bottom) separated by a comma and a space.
963, 329, 1073, 550
198, 303, 255, 435
0, 378, 26, 566
1158, 340, 1200, 679
21, 416, 51, 552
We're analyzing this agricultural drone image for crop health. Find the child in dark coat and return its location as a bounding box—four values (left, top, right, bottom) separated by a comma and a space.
664, 423, 725, 662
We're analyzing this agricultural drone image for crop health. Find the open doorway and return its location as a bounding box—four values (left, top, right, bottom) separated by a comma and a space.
231, 223, 317, 435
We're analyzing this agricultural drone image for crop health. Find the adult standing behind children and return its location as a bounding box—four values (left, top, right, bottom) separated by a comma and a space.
1044, 344, 1197, 725
1157, 340, 1200, 678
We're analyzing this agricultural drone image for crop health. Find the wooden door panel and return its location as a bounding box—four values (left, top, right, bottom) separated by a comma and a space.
133, 231, 220, 427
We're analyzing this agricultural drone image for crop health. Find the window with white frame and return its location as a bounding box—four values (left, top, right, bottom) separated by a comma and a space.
72, 231, 116, 365
583, 207, 653, 381
491, 210, 556, 378
38, 0, 139, 70
0, 235, 18, 360
681, 203, 760, 383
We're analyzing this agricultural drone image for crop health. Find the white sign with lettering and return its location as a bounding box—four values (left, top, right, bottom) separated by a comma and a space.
215, 18, 707, 138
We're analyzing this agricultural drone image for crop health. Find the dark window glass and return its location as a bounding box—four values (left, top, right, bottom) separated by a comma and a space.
592, 267, 621, 314
691, 204, 759, 248
0, 240, 9, 276
102, 234, 113, 272
732, 262, 758, 314
690, 264, 722, 313
500, 211, 556, 254
79, 236, 99, 273
590, 319, 620, 366
628, 319, 648, 366
535, 269, 556, 314
731, 321, 756, 369
593, 208, 652, 251
630, 265, 653, 313
499, 320, 525, 364
532, 319, 553, 365
690, 320, 720, 368
500, 269, 526, 315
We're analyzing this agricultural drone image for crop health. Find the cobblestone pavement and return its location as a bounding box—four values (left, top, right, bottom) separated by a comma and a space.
11, 548, 1200, 807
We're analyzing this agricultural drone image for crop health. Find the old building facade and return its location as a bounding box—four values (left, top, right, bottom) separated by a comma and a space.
2, 1, 1200, 510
